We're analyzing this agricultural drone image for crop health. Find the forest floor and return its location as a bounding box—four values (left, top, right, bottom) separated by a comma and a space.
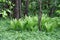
0, 19, 60, 40
0, 29, 60, 40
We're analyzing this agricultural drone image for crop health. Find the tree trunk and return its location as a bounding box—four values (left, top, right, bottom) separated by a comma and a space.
18, 0, 22, 18
15, 0, 20, 19
11, 0, 21, 19
38, 0, 42, 31
24, 0, 29, 16
49, 6, 56, 17
48, 0, 57, 17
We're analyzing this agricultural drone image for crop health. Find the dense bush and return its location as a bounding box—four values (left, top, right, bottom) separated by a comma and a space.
0, 0, 14, 18
10, 16, 38, 31
10, 14, 60, 32
41, 15, 58, 32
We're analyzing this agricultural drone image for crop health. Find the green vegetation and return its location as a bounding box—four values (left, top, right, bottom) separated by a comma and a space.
0, 0, 60, 40
0, 18, 60, 40
0, 15, 60, 40
0, 30, 60, 40
9, 15, 60, 32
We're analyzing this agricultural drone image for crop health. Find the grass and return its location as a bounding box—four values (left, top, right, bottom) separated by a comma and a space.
0, 18, 60, 40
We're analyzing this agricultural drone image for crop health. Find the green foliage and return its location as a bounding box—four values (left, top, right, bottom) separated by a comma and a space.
41, 14, 60, 32
55, 4, 60, 16
0, 10, 7, 18
0, 18, 10, 31
0, 18, 60, 40
10, 16, 38, 31
10, 19, 24, 31
0, 0, 14, 18
10, 14, 60, 32
0, 0, 6, 2
23, 16, 38, 31
0, 31, 60, 40
0, 0, 60, 17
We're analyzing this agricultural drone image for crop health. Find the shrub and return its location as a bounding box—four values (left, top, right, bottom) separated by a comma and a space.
10, 19, 24, 31
23, 16, 38, 31
10, 14, 60, 32
41, 15, 58, 32
10, 16, 38, 31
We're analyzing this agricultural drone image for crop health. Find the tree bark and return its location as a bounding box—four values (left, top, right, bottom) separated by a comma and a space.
11, 0, 21, 19
38, 0, 42, 31
18, 0, 22, 18
15, 0, 20, 19
49, 6, 56, 17
48, 0, 57, 17
24, 0, 29, 16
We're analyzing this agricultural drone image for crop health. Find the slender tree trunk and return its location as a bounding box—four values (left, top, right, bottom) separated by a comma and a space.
48, 0, 57, 17
18, 0, 22, 18
11, 0, 21, 19
38, 0, 42, 31
24, 0, 29, 16
49, 6, 56, 17
15, 0, 20, 19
